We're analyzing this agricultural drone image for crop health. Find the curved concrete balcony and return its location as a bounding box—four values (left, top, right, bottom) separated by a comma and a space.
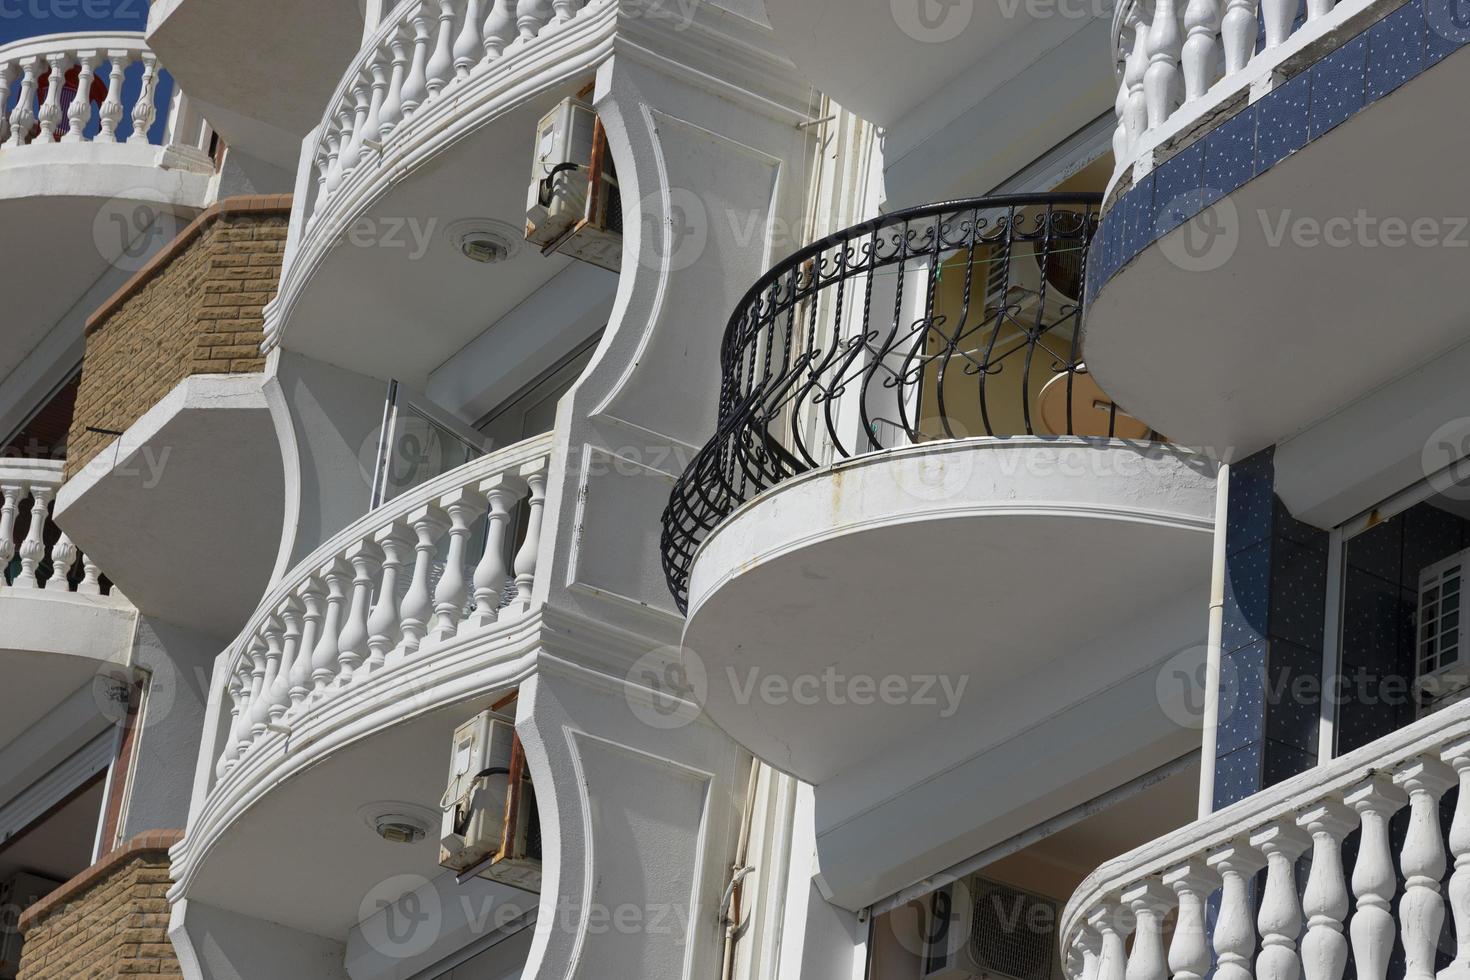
1060, 704, 1470, 980
662, 195, 1220, 785
263, 0, 618, 387
169, 434, 553, 956
1083, 0, 1470, 457
0, 459, 134, 752
0, 31, 215, 384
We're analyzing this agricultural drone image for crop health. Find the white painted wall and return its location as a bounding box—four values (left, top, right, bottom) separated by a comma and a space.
170, 899, 351, 980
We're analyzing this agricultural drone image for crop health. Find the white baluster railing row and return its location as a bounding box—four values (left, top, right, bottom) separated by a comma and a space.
0, 32, 211, 152
1064, 713, 1470, 980
213, 435, 553, 783
1109, 0, 1366, 188
0, 459, 104, 594
306, 0, 591, 228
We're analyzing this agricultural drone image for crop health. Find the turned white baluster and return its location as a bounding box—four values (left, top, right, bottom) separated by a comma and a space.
1251, 822, 1311, 980
1125, 881, 1175, 980
1112, 33, 1133, 176
1396, 757, 1456, 980
78, 555, 102, 595
337, 541, 380, 686
552, 0, 581, 23
339, 75, 371, 175
1123, 5, 1151, 157
263, 615, 291, 725
455, 0, 486, 78
311, 559, 350, 692
127, 53, 159, 144
464, 473, 522, 629
1181, 0, 1221, 102
1091, 903, 1134, 980
1077, 927, 1104, 980
15, 485, 53, 589
484, 0, 518, 58
1165, 861, 1219, 980
1306, 0, 1336, 22
1296, 802, 1356, 980
398, 506, 448, 653
246, 636, 271, 739
289, 583, 321, 711
362, 59, 388, 156
368, 527, 414, 668
1209, 842, 1266, 980
1442, 739, 1470, 980
65, 52, 97, 142
324, 105, 353, 197
400, 7, 435, 117
516, 0, 554, 42
1221, 0, 1259, 74
7, 57, 41, 148
0, 64, 15, 145
508, 464, 546, 615
1347, 776, 1409, 980
379, 32, 410, 140
96, 51, 127, 143
216, 669, 246, 779
1260, 0, 1295, 51
0, 484, 21, 586
428, 488, 479, 644
427, 0, 458, 97
46, 534, 78, 591
1144, 0, 1182, 131
310, 146, 331, 222
37, 53, 69, 142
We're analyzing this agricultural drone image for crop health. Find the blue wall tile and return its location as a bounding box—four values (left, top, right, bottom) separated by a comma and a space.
1270, 538, 1329, 650
1214, 742, 1264, 809
1154, 143, 1207, 239
1265, 638, 1323, 752
1368, 1, 1428, 101
1425, 0, 1470, 63
1256, 72, 1311, 173
1225, 540, 1272, 653
1228, 450, 1276, 554
1203, 107, 1258, 203
1219, 641, 1269, 755
1122, 173, 1158, 258
1310, 35, 1368, 138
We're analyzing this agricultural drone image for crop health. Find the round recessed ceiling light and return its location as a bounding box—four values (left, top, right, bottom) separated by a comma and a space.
358, 801, 437, 845
445, 218, 523, 265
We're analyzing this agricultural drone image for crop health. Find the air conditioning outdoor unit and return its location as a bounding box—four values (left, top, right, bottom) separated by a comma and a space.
1416, 548, 1470, 710
525, 97, 622, 273
922, 876, 1063, 980
438, 710, 541, 892
0, 872, 60, 979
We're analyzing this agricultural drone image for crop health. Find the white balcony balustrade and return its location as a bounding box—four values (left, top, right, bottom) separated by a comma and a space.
208, 434, 552, 786
302, 0, 593, 231
1062, 706, 1470, 980
0, 459, 104, 595
0, 32, 210, 156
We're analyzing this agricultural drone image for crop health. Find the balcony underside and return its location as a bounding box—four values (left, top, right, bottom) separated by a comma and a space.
0, 143, 211, 383
683, 438, 1218, 785
0, 591, 135, 748
146, 0, 363, 169
55, 374, 283, 639
1085, 42, 1470, 457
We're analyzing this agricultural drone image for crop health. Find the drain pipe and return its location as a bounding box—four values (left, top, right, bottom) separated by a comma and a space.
720, 761, 761, 980
1197, 460, 1230, 819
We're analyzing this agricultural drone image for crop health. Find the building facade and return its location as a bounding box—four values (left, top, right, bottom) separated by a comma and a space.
1, 0, 1467, 977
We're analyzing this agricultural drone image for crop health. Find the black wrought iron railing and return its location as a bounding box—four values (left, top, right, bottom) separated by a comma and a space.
661, 193, 1122, 611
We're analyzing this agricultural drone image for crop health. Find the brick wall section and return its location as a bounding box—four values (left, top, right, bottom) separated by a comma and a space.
64, 196, 293, 480
15, 830, 184, 980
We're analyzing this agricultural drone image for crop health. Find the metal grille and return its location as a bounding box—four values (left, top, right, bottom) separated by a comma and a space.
969, 880, 1058, 980
1419, 557, 1465, 677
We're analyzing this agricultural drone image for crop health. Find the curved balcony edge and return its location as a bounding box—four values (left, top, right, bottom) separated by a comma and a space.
168, 432, 555, 897
261, 0, 618, 356
1060, 701, 1470, 980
